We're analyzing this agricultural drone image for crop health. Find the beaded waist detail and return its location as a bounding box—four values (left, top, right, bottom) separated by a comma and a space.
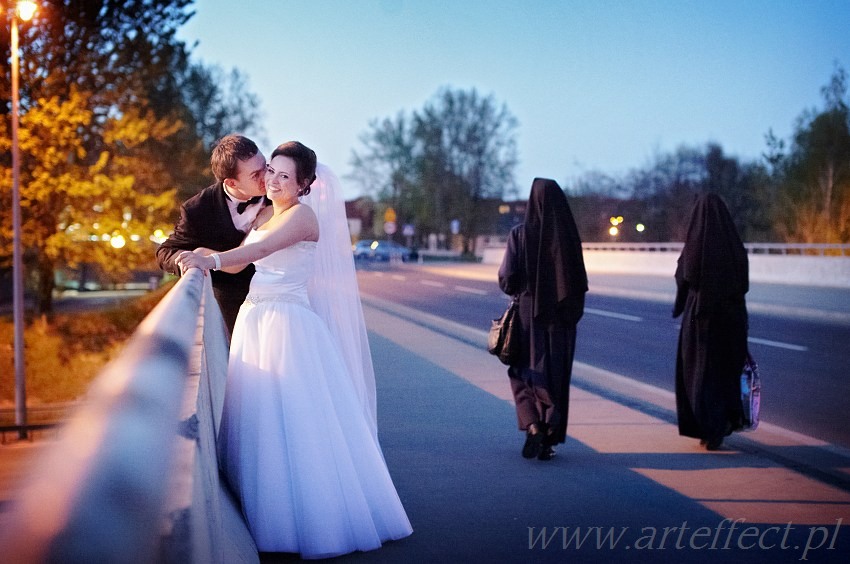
244, 293, 311, 309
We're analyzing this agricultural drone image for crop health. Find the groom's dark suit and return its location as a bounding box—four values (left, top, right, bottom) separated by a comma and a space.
156, 182, 266, 337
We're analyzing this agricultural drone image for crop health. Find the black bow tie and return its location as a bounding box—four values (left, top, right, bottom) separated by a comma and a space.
236, 196, 263, 214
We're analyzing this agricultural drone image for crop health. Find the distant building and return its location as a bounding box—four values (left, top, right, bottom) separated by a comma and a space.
493, 200, 526, 235
473, 199, 526, 257
344, 197, 375, 241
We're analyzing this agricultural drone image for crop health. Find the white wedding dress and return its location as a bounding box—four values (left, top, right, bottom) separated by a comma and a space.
217, 229, 412, 559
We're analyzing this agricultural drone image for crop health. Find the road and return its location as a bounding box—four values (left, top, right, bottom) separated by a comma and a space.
0, 289, 149, 316
355, 261, 850, 450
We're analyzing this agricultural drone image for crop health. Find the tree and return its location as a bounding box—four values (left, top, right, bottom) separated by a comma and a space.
179, 62, 267, 152
1, 1, 269, 313
622, 146, 706, 241
774, 65, 850, 242
351, 87, 519, 252
0, 1, 255, 313
0, 88, 178, 312
593, 144, 771, 242
349, 112, 419, 232
415, 88, 518, 253
569, 170, 627, 198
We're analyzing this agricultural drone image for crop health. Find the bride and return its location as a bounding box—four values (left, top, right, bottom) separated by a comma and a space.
176, 141, 412, 558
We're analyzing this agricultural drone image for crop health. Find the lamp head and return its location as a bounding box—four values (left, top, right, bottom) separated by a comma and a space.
17, 1, 38, 22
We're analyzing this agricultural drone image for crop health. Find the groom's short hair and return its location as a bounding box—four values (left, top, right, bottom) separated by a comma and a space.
211, 134, 260, 182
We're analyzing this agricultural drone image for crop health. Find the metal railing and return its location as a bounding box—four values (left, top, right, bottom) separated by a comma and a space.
582, 242, 684, 253
0, 402, 72, 444
0, 402, 78, 441
0, 270, 256, 563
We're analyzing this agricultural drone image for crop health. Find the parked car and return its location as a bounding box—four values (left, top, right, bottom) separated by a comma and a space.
353, 239, 413, 262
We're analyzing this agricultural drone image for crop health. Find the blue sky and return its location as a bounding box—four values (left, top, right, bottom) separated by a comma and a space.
179, 0, 850, 198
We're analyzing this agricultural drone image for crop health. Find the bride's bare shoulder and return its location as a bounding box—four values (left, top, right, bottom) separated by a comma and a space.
293, 201, 317, 221
292, 202, 319, 240
253, 205, 274, 229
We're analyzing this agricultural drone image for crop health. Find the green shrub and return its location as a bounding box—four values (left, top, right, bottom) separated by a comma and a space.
0, 281, 176, 405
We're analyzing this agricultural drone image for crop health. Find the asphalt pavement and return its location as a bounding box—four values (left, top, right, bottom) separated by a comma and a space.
291, 275, 850, 564
414, 262, 850, 325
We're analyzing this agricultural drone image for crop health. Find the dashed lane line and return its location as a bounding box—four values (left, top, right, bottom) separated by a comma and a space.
454, 285, 488, 296
585, 307, 643, 322
748, 336, 808, 352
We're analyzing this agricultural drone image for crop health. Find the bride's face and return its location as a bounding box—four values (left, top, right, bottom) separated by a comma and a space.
265, 156, 302, 201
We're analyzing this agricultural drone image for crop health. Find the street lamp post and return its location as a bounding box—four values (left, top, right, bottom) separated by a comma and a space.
7, 0, 37, 439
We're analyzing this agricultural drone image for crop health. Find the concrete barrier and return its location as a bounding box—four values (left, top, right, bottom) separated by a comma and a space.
159, 278, 258, 563
481, 246, 850, 288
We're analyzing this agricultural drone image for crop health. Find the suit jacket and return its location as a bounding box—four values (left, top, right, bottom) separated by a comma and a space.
156, 182, 258, 300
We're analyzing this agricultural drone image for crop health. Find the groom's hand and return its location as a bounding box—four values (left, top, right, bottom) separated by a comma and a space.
176, 250, 212, 276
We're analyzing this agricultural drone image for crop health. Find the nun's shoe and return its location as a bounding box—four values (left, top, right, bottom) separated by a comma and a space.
538, 446, 556, 461
522, 425, 544, 459
704, 437, 723, 451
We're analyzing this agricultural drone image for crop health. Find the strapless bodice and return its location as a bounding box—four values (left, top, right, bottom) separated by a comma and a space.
242, 229, 317, 304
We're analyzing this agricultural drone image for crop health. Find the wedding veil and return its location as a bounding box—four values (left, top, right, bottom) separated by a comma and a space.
303, 164, 378, 440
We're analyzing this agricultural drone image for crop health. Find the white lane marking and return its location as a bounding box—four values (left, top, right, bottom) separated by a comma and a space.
455, 285, 489, 296
585, 308, 643, 322
748, 337, 808, 352
391, 274, 406, 281
373, 272, 385, 277
421, 280, 446, 288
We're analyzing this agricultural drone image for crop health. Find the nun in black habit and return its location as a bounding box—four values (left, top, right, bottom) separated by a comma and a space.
673, 193, 749, 450
498, 178, 588, 461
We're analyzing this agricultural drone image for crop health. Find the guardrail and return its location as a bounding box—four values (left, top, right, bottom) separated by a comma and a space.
0, 402, 78, 442
0, 270, 256, 563
480, 242, 850, 287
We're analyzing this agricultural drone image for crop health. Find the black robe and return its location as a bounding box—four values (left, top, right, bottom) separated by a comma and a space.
673, 193, 749, 441
498, 178, 587, 444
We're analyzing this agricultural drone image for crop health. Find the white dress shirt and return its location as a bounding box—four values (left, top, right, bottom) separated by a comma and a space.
223, 187, 265, 233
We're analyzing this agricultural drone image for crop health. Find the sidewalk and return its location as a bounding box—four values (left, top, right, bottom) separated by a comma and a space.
313, 295, 850, 563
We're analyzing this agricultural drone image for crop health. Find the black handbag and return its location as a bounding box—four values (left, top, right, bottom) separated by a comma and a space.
488, 298, 521, 365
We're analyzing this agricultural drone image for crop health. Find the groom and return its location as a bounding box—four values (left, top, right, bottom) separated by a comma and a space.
156, 134, 268, 337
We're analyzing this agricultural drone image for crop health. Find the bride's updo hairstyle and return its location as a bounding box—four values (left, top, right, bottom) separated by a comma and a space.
271, 141, 317, 197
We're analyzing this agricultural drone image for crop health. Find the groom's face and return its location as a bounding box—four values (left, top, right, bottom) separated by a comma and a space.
228, 152, 268, 199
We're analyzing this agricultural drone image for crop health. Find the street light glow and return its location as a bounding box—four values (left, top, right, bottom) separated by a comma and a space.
17, 1, 37, 21
609, 226, 619, 236
150, 229, 168, 244
636, 223, 646, 232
